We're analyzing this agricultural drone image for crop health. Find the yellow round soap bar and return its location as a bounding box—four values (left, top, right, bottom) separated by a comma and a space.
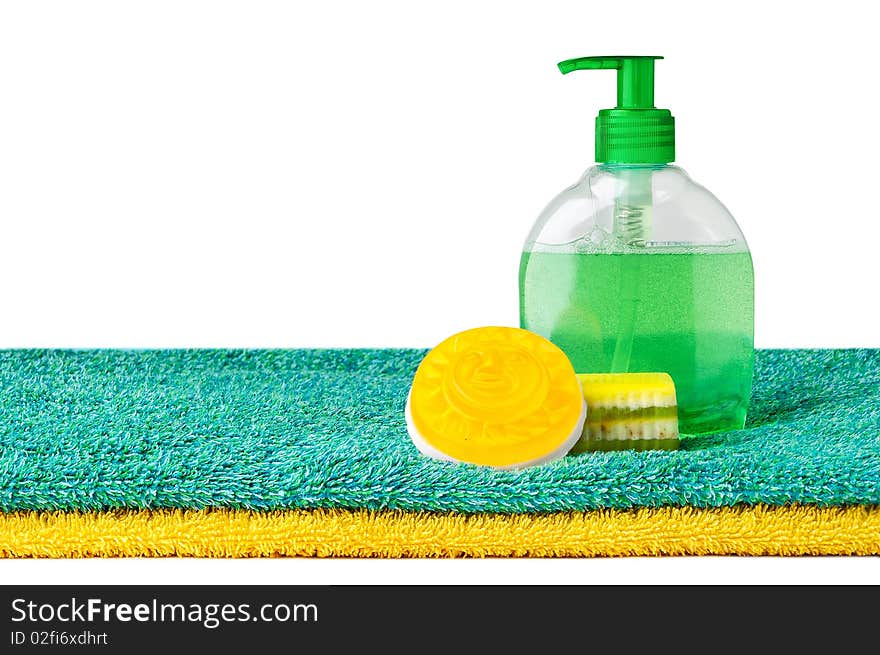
405, 326, 586, 469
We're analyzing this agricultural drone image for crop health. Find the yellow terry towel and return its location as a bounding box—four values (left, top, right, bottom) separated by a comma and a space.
2, 505, 878, 558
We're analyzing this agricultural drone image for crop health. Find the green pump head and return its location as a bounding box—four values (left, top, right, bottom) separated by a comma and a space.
558, 56, 675, 165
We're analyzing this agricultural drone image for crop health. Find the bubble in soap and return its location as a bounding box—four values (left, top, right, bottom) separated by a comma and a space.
589, 227, 607, 245
571, 227, 617, 254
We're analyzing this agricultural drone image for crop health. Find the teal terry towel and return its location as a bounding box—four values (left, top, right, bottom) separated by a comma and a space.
1, 349, 878, 513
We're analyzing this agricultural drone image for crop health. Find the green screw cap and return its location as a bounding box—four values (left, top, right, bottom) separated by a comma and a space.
558, 56, 675, 165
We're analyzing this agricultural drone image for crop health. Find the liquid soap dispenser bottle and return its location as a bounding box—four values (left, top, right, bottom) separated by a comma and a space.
519, 56, 754, 434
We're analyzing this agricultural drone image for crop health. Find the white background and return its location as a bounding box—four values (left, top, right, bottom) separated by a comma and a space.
1, 1, 878, 583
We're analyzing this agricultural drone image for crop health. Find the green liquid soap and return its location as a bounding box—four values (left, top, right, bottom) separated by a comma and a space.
519, 248, 754, 434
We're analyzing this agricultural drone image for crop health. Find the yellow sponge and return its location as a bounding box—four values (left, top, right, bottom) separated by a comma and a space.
406, 327, 586, 469
573, 372, 679, 452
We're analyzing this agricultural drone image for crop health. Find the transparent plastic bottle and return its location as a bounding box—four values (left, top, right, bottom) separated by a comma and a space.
519, 58, 754, 434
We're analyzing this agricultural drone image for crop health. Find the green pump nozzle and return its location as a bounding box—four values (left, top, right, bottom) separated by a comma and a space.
558, 56, 675, 164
